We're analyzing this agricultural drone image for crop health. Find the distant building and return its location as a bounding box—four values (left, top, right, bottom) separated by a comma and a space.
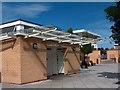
107, 44, 120, 63
73, 29, 101, 64
114, 44, 120, 50
0, 19, 97, 84
73, 29, 101, 49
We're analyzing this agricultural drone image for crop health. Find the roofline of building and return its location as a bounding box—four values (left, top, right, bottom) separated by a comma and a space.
0, 19, 43, 29
73, 29, 101, 37
1, 19, 43, 26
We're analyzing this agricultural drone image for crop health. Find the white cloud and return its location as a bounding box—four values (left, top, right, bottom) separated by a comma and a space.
2, 3, 51, 21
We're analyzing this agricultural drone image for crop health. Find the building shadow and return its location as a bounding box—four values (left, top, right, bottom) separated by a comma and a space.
115, 81, 120, 84
98, 72, 120, 79
97, 72, 120, 84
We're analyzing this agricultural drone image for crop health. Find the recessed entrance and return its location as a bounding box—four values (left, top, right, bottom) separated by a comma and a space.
47, 48, 65, 76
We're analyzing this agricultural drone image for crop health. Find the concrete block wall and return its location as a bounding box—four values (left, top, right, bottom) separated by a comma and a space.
107, 50, 120, 63
21, 37, 47, 84
1, 36, 47, 84
0, 50, 1, 83
88, 50, 101, 64
64, 46, 80, 75
2, 37, 22, 84
1, 36, 81, 84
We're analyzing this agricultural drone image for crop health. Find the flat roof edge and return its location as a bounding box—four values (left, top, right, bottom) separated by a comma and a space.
0, 19, 43, 29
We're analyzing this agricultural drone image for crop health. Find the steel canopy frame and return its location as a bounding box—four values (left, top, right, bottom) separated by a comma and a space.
0, 27, 100, 45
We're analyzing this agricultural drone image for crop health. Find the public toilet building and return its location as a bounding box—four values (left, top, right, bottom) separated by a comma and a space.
107, 45, 120, 63
0, 20, 96, 84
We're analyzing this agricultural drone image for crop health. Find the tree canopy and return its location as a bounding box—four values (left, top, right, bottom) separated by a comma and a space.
80, 44, 94, 55
67, 27, 73, 33
104, 2, 120, 45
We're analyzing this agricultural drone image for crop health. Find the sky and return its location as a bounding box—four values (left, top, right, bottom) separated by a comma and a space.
2, 2, 116, 48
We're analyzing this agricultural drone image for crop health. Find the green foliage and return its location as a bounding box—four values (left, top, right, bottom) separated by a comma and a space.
104, 2, 120, 45
67, 27, 73, 33
82, 32, 89, 38
104, 6, 120, 22
98, 48, 109, 55
80, 44, 94, 55
101, 48, 106, 55
111, 20, 120, 44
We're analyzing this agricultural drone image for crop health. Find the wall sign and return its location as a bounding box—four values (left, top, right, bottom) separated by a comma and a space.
32, 43, 38, 49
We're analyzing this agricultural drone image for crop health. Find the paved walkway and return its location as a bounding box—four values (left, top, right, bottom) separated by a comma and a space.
2, 64, 120, 89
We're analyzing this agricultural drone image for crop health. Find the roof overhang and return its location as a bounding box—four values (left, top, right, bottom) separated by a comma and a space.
0, 19, 45, 29
0, 28, 100, 45
73, 29, 101, 37
0, 20, 100, 45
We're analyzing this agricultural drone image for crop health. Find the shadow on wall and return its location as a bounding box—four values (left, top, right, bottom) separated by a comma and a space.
64, 46, 80, 74
25, 41, 47, 72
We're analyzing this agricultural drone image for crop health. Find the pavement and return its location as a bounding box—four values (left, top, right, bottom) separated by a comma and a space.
1, 64, 120, 89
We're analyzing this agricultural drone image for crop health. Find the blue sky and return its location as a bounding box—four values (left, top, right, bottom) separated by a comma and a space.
2, 2, 115, 48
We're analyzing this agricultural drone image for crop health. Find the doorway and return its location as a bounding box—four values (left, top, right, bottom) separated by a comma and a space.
47, 48, 64, 76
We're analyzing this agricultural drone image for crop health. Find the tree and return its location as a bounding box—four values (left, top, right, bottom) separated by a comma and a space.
104, 2, 120, 45
105, 48, 109, 50
80, 44, 94, 57
67, 27, 73, 33
82, 32, 89, 38
101, 48, 106, 55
